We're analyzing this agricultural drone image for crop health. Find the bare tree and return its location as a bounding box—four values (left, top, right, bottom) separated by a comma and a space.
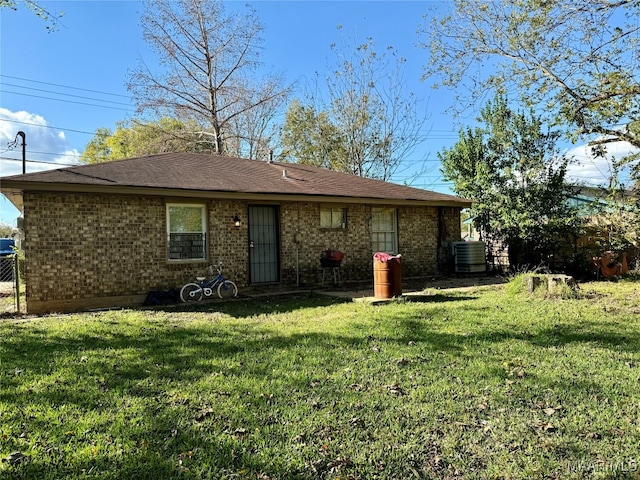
225, 79, 289, 160
127, 0, 290, 156
282, 34, 429, 181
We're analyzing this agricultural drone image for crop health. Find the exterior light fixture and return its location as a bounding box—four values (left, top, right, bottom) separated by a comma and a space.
233, 215, 241, 227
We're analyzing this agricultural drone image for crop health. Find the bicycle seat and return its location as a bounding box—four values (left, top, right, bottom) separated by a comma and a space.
196, 277, 206, 281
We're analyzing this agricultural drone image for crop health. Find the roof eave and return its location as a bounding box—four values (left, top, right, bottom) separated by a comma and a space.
0, 180, 473, 208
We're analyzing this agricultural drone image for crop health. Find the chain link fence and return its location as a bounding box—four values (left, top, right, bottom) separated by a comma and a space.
1, 255, 22, 314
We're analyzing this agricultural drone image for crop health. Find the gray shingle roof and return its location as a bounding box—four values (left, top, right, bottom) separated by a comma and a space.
1, 152, 471, 206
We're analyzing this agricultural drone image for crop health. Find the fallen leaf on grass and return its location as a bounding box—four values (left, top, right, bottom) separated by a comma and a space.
349, 417, 364, 427
195, 408, 214, 421
386, 383, 405, 395
539, 422, 556, 432
327, 456, 353, 471
222, 427, 248, 437
543, 407, 556, 416
3, 452, 28, 465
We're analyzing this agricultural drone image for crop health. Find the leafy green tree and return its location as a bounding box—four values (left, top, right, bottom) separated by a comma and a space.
128, 0, 290, 157
282, 35, 428, 181
281, 100, 347, 172
0, 222, 17, 238
81, 118, 205, 164
422, 0, 640, 163
439, 95, 581, 268
81, 128, 114, 164
1, 0, 63, 31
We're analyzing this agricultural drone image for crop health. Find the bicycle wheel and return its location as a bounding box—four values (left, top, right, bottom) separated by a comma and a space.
217, 280, 238, 299
180, 283, 203, 302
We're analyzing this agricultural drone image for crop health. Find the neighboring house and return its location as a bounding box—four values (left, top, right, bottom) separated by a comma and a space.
568, 187, 639, 268
0, 153, 471, 313
461, 187, 638, 273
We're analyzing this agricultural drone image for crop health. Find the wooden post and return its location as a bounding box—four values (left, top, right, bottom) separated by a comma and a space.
14, 254, 20, 313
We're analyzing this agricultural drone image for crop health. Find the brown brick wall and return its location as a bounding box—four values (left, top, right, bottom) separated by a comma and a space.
22, 191, 462, 313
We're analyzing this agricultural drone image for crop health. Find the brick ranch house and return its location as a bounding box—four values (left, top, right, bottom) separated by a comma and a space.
0, 153, 472, 313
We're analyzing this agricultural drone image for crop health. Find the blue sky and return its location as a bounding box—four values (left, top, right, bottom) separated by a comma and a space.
0, 0, 629, 226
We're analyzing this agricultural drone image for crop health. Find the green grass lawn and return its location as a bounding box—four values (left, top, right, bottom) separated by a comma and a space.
1, 279, 640, 479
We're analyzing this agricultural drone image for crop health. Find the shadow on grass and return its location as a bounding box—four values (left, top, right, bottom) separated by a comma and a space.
150, 291, 476, 318
1, 321, 353, 478
400, 293, 477, 303
153, 291, 353, 317
5, 310, 638, 404
388, 312, 640, 353
2, 291, 640, 479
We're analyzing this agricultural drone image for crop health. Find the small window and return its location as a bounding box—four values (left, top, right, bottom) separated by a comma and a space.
167, 203, 207, 261
320, 206, 347, 229
371, 207, 397, 254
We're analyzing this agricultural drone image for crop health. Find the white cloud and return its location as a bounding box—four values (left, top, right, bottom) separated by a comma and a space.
565, 140, 638, 188
1, 108, 82, 225
0, 108, 80, 178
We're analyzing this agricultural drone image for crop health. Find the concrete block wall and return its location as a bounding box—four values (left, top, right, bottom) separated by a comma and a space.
22, 191, 461, 313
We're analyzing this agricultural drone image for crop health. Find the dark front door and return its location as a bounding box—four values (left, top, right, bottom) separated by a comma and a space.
248, 205, 279, 283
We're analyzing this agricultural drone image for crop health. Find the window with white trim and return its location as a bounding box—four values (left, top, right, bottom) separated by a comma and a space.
167, 203, 207, 261
371, 207, 397, 254
320, 206, 347, 229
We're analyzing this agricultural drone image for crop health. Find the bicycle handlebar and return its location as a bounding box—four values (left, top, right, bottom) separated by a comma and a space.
208, 263, 223, 275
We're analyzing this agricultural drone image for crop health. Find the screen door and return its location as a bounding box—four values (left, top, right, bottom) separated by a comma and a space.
248, 206, 279, 283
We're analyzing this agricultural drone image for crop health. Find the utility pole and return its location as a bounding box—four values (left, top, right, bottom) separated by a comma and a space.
7, 131, 27, 175
18, 131, 25, 175
8, 131, 27, 174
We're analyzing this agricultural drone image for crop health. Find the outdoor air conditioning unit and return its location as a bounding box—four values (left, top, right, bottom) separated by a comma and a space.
453, 241, 486, 273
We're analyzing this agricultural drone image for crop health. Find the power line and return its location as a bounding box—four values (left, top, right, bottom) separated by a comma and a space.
2, 90, 133, 112
0, 156, 77, 167
0, 118, 97, 136
19, 149, 81, 158
2, 82, 133, 107
0, 74, 131, 99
